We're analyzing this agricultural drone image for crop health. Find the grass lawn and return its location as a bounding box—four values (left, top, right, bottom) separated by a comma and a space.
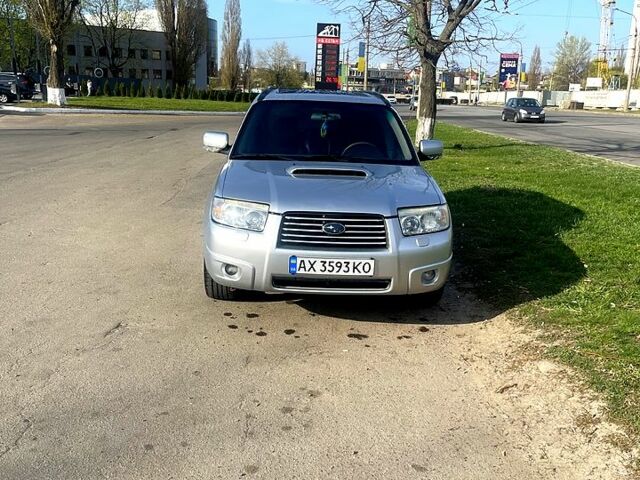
57, 96, 250, 111
409, 121, 640, 436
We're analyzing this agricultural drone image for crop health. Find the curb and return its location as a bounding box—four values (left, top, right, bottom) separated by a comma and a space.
0, 105, 246, 116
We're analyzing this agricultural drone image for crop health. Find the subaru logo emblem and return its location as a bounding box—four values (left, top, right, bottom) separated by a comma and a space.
323, 222, 346, 235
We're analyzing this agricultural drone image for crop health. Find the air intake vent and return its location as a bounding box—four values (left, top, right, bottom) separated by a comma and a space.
288, 167, 368, 178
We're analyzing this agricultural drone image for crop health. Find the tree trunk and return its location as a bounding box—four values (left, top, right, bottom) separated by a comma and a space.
47, 37, 67, 105
415, 54, 440, 143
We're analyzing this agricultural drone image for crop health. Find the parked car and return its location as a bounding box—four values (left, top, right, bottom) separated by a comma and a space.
0, 85, 18, 103
0, 72, 36, 99
201, 89, 452, 303
502, 97, 545, 123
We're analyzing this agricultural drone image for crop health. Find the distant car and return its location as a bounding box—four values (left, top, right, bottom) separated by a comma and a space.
384, 94, 397, 104
502, 97, 545, 123
0, 72, 36, 99
0, 85, 17, 103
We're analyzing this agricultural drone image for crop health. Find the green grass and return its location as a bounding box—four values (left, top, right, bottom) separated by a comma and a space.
409, 121, 640, 436
56, 96, 250, 111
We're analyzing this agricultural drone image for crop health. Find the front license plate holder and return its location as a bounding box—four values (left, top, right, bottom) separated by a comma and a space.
289, 256, 375, 276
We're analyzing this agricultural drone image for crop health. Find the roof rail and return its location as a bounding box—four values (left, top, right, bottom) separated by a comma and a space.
365, 91, 391, 106
255, 87, 276, 102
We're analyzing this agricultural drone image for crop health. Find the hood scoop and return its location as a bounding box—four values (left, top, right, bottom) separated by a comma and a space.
287, 167, 369, 178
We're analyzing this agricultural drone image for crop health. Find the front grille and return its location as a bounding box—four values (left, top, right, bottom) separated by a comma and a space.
277, 212, 387, 250
272, 276, 391, 291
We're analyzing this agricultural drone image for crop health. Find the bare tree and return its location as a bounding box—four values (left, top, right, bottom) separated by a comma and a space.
255, 41, 304, 88
322, 0, 512, 142
528, 45, 541, 89
220, 0, 241, 90
156, 0, 208, 87
240, 39, 252, 91
612, 46, 626, 71
552, 35, 591, 90
24, 0, 80, 104
79, 0, 149, 78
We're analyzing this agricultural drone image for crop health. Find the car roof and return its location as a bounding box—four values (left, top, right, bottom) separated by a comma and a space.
257, 88, 389, 106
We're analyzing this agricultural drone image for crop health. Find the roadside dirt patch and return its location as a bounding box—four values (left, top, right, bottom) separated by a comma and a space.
447, 298, 638, 479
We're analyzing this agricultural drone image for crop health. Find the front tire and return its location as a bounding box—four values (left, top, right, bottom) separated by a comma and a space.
501, 112, 507, 122
0, 93, 8, 103
538, 118, 545, 123
513, 113, 521, 123
204, 261, 238, 300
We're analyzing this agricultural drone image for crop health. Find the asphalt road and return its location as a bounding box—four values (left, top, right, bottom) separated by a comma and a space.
397, 105, 640, 166
0, 113, 631, 479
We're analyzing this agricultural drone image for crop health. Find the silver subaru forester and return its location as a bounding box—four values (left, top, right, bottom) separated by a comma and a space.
202, 89, 452, 303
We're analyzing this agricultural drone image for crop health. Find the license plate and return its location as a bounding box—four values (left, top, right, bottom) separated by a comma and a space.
289, 256, 375, 276
530, 115, 539, 118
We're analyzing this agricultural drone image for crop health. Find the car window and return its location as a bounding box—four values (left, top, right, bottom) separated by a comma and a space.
231, 100, 416, 165
516, 98, 540, 107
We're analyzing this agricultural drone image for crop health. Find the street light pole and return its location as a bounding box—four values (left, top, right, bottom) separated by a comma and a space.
617, 7, 639, 110
362, 0, 377, 91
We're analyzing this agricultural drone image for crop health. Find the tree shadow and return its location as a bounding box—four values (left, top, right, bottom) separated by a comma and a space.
445, 187, 586, 308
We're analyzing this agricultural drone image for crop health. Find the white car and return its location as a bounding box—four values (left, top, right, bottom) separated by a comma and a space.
384, 94, 397, 104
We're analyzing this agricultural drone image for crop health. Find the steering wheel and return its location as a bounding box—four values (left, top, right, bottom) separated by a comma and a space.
341, 142, 383, 158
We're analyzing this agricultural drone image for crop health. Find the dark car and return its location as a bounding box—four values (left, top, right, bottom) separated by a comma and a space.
0, 72, 36, 99
501, 97, 545, 123
0, 85, 18, 103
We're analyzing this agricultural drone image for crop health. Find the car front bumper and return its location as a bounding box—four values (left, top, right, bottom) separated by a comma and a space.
203, 214, 452, 295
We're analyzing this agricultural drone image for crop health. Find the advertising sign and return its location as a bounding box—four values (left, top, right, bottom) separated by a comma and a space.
499, 53, 519, 89
357, 41, 365, 73
315, 23, 341, 90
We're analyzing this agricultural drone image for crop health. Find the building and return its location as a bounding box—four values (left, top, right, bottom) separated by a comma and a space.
64, 14, 217, 89
343, 64, 408, 93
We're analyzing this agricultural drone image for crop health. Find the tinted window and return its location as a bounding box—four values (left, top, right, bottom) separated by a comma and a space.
231, 100, 415, 165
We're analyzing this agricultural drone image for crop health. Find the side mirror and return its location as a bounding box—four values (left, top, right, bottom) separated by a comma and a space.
418, 139, 444, 160
203, 131, 230, 153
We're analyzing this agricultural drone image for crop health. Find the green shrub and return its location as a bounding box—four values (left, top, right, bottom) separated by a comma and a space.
103, 81, 111, 96
173, 84, 181, 99
123, 84, 129, 97
80, 80, 88, 96
156, 85, 163, 98
130, 82, 137, 97
208, 90, 215, 101
164, 85, 172, 99
148, 83, 155, 98
139, 82, 146, 98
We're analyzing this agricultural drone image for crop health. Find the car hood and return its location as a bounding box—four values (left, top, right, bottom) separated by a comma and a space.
220, 160, 444, 216
519, 106, 544, 113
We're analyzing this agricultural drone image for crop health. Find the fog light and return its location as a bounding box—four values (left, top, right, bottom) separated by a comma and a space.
224, 264, 239, 276
421, 270, 436, 284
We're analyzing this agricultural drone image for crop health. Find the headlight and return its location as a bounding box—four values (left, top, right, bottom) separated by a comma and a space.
398, 205, 450, 236
519, 109, 528, 114
540, 109, 545, 115
211, 197, 269, 232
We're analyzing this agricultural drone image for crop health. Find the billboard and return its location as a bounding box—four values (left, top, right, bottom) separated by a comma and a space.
499, 53, 519, 89
315, 23, 341, 90
357, 41, 365, 73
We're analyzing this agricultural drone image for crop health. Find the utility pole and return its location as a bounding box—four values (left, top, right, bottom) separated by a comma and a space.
516, 44, 523, 97
362, 0, 376, 91
617, 7, 638, 110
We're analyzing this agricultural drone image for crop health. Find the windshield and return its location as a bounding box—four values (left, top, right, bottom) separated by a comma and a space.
516, 98, 540, 107
230, 100, 416, 165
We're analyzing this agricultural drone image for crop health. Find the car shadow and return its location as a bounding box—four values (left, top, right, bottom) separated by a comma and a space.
445, 187, 586, 308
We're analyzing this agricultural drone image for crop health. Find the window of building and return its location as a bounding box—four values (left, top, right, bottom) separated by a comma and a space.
140, 49, 149, 60
84, 67, 93, 76
128, 49, 136, 59
98, 46, 108, 57
166, 70, 173, 80
151, 50, 162, 60
67, 44, 76, 56
166, 50, 171, 61
114, 48, 123, 58
141, 69, 149, 79
84, 45, 93, 57
67, 65, 77, 75
153, 69, 162, 79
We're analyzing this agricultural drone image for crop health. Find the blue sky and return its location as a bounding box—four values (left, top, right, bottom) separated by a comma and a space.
207, 0, 637, 75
